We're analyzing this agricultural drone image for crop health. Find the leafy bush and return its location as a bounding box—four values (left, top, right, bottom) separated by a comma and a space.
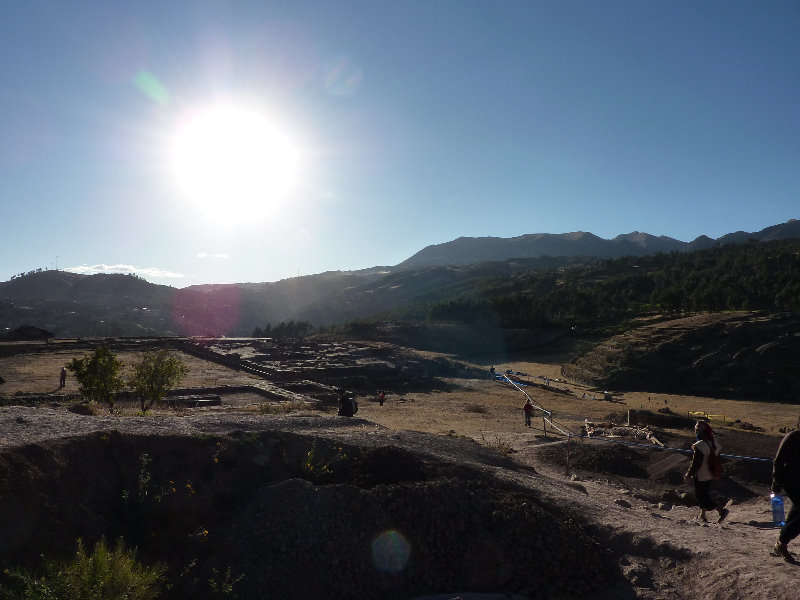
66, 346, 125, 412
128, 348, 189, 412
1, 538, 165, 600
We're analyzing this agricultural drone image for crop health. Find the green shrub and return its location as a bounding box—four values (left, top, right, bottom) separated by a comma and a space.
1, 538, 165, 600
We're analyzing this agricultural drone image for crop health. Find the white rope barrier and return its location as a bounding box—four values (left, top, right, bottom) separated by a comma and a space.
497, 373, 575, 438
494, 372, 773, 463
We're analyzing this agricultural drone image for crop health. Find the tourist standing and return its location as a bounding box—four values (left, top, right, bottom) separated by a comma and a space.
523, 399, 534, 428
685, 421, 729, 523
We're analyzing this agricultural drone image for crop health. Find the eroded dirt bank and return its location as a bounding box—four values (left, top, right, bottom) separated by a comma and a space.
0, 408, 638, 600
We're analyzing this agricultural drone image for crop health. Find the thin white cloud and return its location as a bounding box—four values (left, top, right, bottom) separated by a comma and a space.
318, 190, 338, 204
196, 253, 229, 259
65, 264, 186, 279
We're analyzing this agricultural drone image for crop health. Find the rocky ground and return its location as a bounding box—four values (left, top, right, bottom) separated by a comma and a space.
0, 339, 798, 599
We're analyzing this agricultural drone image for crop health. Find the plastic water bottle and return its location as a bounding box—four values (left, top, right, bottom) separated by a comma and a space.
771, 493, 786, 527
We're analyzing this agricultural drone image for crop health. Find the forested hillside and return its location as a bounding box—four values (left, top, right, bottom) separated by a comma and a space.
380, 239, 800, 332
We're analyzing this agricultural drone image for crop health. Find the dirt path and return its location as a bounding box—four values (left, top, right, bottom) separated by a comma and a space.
355, 360, 799, 599
522, 454, 794, 599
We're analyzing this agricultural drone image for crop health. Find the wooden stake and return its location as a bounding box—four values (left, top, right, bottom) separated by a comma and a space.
565, 435, 572, 476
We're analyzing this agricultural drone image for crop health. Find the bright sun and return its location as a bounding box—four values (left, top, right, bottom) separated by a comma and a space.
170, 104, 300, 224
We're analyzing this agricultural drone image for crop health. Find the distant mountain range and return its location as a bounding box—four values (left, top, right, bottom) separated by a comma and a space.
396, 219, 800, 269
1, 219, 798, 338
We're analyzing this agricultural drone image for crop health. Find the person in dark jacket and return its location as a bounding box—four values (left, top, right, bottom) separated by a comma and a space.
337, 389, 351, 417
337, 389, 357, 417
771, 429, 800, 561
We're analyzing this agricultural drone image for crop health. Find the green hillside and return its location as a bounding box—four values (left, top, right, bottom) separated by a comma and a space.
381, 238, 800, 332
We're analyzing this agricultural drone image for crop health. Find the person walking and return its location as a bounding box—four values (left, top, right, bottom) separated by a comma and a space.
685, 420, 729, 523
771, 429, 800, 561
523, 399, 534, 428
59, 366, 67, 389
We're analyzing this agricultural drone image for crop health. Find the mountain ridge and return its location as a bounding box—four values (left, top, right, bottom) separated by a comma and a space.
396, 219, 799, 269
1, 219, 798, 338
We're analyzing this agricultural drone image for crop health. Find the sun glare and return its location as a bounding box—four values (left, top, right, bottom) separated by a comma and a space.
171, 104, 300, 225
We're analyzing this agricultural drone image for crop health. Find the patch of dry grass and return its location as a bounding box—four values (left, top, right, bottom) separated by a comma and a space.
480, 432, 516, 456
2, 349, 794, 455
0, 348, 265, 397
256, 401, 332, 415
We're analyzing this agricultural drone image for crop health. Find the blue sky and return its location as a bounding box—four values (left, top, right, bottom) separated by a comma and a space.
1, 1, 798, 288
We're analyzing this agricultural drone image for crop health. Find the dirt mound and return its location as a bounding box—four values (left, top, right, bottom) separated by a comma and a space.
348, 445, 436, 486
543, 441, 650, 479
0, 424, 628, 600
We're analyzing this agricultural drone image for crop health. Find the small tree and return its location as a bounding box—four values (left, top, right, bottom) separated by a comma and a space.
128, 348, 189, 412
67, 346, 125, 413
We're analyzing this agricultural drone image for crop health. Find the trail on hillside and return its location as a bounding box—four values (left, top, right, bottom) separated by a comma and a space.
509, 435, 797, 600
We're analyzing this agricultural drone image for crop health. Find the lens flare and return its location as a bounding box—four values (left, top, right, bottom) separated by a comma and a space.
134, 70, 170, 105
323, 56, 363, 96
371, 530, 411, 574
171, 285, 241, 337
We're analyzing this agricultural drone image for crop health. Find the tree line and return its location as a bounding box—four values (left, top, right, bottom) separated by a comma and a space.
251, 320, 313, 339
384, 239, 800, 330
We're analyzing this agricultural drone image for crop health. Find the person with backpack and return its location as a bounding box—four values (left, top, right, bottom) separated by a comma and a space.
685, 420, 729, 523
337, 388, 352, 417
337, 389, 357, 417
771, 429, 800, 561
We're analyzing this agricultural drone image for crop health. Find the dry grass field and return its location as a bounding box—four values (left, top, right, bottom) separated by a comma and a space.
2, 346, 795, 455
0, 347, 265, 394
362, 358, 796, 456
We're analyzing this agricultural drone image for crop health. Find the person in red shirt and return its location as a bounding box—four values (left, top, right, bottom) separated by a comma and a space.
523, 399, 534, 428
